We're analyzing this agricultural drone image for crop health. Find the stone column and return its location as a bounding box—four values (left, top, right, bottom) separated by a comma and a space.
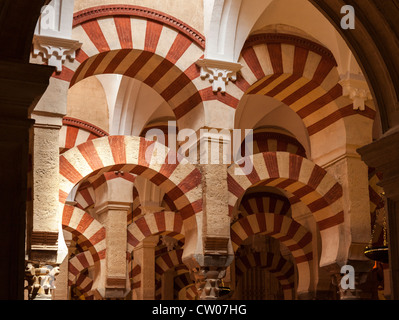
184, 129, 235, 299
133, 236, 159, 300
92, 176, 133, 299
312, 112, 375, 296
97, 203, 130, 299
0, 60, 53, 300
358, 129, 399, 299
30, 111, 64, 264
321, 146, 374, 263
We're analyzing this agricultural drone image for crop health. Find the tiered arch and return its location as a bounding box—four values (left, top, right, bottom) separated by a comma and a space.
59, 136, 202, 221
62, 205, 106, 263
228, 151, 345, 268
54, 5, 208, 125
238, 191, 292, 220
231, 214, 312, 263
235, 251, 295, 300
68, 251, 95, 299
232, 33, 376, 136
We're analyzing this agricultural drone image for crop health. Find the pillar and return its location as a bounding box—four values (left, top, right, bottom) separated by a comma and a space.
0, 60, 53, 299
133, 176, 165, 300
186, 128, 235, 300
92, 175, 133, 299
133, 236, 159, 300
312, 110, 376, 297
358, 129, 399, 299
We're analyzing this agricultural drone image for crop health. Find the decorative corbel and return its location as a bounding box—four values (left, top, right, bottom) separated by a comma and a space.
340, 78, 372, 111
32, 35, 82, 72
196, 58, 242, 93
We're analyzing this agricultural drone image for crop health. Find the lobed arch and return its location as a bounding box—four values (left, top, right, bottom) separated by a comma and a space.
235, 251, 296, 300
228, 151, 346, 269
54, 6, 208, 130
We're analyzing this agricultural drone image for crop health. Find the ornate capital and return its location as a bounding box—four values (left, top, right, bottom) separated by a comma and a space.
196, 59, 242, 93
32, 35, 82, 72
192, 266, 226, 300
25, 262, 60, 300
340, 78, 372, 111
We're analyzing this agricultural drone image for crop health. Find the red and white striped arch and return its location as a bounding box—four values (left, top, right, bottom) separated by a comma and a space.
60, 117, 108, 154
68, 251, 95, 286
54, 5, 211, 124
240, 128, 307, 159
71, 273, 94, 300
231, 33, 376, 136
154, 249, 184, 282
154, 249, 191, 299
62, 205, 106, 263
231, 213, 312, 263
174, 273, 196, 300
238, 191, 292, 220
231, 213, 312, 293
228, 151, 344, 268
68, 251, 95, 299
59, 135, 203, 222
128, 186, 141, 224
127, 211, 184, 253
130, 260, 141, 292
235, 251, 295, 300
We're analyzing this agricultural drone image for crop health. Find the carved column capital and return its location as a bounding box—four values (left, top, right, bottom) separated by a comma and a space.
196, 58, 242, 93
25, 262, 60, 300
192, 266, 227, 300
